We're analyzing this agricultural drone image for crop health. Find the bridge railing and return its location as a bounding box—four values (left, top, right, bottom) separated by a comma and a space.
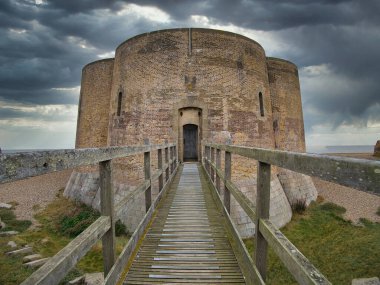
202, 142, 380, 285
0, 143, 179, 285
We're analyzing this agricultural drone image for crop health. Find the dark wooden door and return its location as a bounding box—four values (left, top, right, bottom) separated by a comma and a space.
183, 124, 198, 161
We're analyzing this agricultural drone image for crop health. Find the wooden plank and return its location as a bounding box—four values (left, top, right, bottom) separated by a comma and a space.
21, 216, 110, 285
205, 143, 380, 195
104, 164, 179, 285
260, 219, 331, 285
124, 163, 246, 284
224, 151, 231, 213
145, 151, 151, 212
201, 165, 264, 285
254, 161, 271, 281
0, 143, 175, 184
99, 160, 116, 276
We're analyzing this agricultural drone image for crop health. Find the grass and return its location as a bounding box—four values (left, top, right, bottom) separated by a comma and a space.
244, 200, 380, 284
0, 190, 129, 285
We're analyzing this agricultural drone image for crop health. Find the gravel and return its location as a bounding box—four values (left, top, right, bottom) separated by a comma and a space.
0, 153, 379, 225
0, 170, 72, 225
313, 153, 380, 224
313, 177, 380, 223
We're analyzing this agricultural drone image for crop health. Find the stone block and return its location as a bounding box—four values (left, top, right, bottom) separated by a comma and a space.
0, 231, 19, 236
23, 254, 43, 263
6, 246, 32, 256
7, 241, 17, 248
352, 277, 380, 285
0, 202, 12, 209
24, 257, 50, 268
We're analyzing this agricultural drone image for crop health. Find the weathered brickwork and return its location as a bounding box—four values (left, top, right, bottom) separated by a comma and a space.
66, 28, 317, 235
76, 59, 114, 148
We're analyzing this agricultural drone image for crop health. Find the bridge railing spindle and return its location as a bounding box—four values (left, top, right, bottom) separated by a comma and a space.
216, 149, 221, 193
99, 159, 116, 276
254, 161, 271, 281
158, 148, 163, 192
224, 151, 231, 213
144, 151, 151, 212
165, 147, 169, 181
210, 147, 215, 182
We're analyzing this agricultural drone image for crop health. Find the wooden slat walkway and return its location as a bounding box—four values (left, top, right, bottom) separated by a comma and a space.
123, 163, 245, 284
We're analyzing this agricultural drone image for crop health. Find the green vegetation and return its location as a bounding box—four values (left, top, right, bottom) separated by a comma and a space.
0, 190, 129, 285
0, 208, 31, 233
244, 201, 380, 284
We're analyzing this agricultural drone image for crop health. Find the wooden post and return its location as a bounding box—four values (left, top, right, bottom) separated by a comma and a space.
99, 160, 116, 276
216, 148, 221, 193
254, 161, 271, 281
165, 147, 169, 182
169, 146, 173, 174
224, 151, 231, 213
173, 145, 177, 168
205, 146, 210, 175
210, 147, 215, 182
144, 151, 151, 212
158, 148, 163, 191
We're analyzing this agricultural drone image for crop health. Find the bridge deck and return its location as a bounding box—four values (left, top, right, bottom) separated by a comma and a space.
123, 163, 245, 284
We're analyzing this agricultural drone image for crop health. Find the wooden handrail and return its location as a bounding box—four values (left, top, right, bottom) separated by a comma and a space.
202, 142, 364, 284
0, 143, 175, 184
205, 142, 380, 195
21, 216, 111, 285
16, 143, 178, 285
259, 219, 330, 285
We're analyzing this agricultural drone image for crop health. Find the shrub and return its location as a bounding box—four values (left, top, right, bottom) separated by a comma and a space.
291, 198, 307, 214
115, 220, 127, 236
58, 206, 99, 237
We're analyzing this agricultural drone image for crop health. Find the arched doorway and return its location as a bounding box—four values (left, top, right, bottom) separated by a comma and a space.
183, 124, 198, 161
178, 107, 202, 162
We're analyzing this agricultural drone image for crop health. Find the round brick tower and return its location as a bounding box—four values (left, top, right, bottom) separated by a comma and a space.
66, 28, 317, 237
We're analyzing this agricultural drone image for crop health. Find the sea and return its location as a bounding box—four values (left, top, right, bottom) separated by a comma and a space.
0, 145, 374, 154
306, 145, 373, 154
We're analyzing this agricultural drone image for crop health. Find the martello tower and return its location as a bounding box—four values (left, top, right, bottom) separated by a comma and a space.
66, 28, 317, 237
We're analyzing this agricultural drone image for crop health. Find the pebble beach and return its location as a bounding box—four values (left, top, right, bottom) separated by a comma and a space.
0, 153, 379, 225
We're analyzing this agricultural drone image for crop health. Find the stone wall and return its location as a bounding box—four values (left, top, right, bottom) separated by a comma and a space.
76, 58, 114, 149
66, 28, 317, 236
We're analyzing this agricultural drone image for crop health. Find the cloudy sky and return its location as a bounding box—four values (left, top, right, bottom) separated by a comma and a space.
0, 0, 379, 150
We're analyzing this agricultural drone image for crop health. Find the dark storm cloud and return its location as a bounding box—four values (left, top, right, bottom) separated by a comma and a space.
128, 0, 380, 130
0, 0, 379, 146
0, 0, 161, 104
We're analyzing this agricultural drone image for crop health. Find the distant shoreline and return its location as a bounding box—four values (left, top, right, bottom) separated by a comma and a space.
1, 145, 374, 155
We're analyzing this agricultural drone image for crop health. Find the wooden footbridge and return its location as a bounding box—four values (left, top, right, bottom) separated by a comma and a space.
1, 143, 379, 284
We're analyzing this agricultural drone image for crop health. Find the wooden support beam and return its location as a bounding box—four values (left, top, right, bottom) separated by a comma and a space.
210, 147, 215, 182
224, 151, 231, 213
158, 149, 163, 191
165, 147, 169, 182
216, 149, 221, 193
99, 160, 116, 276
144, 151, 151, 212
254, 161, 271, 281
